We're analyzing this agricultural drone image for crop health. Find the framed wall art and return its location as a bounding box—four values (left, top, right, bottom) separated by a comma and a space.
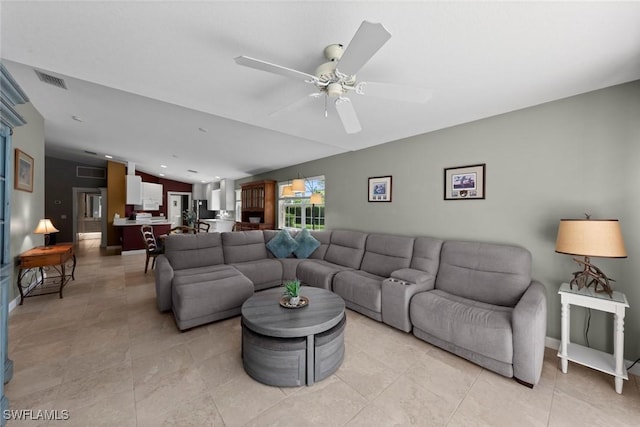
368, 176, 392, 202
444, 163, 485, 200
14, 149, 34, 193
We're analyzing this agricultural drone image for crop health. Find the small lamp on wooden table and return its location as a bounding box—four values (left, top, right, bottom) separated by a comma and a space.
33, 218, 59, 249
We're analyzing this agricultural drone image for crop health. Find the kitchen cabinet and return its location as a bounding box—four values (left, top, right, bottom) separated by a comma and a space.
142, 182, 163, 205
207, 179, 235, 211
126, 175, 142, 204
239, 180, 275, 229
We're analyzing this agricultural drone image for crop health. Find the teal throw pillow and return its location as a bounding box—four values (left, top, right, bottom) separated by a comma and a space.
294, 228, 321, 259
266, 229, 298, 258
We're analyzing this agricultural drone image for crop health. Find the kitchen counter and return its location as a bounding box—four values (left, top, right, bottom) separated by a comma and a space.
200, 219, 235, 232
114, 217, 172, 226
113, 218, 172, 252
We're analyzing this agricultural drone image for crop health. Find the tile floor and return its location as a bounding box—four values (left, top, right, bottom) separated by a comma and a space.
5, 239, 640, 426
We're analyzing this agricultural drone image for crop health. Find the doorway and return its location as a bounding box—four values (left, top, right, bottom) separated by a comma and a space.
167, 192, 192, 228
72, 187, 107, 246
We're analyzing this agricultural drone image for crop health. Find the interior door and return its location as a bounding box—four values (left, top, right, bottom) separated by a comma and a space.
168, 194, 183, 228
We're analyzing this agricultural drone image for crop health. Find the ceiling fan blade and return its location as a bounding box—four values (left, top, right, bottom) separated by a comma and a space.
335, 97, 362, 134
336, 21, 391, 77
357, 82, 432, 104
234, 56, 318, 83
269, 93, 322, 117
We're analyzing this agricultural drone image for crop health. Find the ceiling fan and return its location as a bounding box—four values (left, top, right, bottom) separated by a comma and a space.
234, 21, 431, 134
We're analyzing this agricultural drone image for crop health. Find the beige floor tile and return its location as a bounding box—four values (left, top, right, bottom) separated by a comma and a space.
134, 367, 213, 425
48, 388, 136, 427
548, 388, 640, 427
197, 348, 245, 390
132, 343, 194, 386
347, 374, 458, 427
447, 369, 553, 427
5, 359, 67, 399
62, 342, 131, 383
210, 373, 287, 427
335, 349, 398, 401
54, 364, 133, 411
243, 375, 367, 426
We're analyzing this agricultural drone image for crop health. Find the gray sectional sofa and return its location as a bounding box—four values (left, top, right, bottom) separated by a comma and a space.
154, 229, 547, 387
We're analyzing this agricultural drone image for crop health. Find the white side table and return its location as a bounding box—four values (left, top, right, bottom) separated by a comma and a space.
557, 282, 629, 393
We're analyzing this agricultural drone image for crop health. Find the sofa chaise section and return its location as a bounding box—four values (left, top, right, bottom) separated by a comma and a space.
155, 233, 254, 330
409, 240, 547, 386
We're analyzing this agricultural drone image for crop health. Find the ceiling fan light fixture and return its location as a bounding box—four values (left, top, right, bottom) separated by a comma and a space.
327, 82, 343, 98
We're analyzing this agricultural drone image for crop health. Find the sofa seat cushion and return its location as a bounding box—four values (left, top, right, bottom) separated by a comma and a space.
172, 268, 254, 325
173, 264, 241, 286
333, 270, 384, 314
296, 259, 352, 290
410, 289, 514, 364
230, 259, 283, 291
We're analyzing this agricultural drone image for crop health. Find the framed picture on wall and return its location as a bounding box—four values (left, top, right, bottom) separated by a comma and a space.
444, 163, 485, 200
368, 176, 392, 202
14, 149, 34, 192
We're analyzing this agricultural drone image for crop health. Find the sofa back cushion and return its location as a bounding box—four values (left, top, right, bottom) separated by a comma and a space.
164, 233, 224, 270
308, 231, 331, 259
411, 236, 444, 275
222, 231, 268, 263
324, 230, 368, 269
435, 241, 532, 307
360, 234, 414, 277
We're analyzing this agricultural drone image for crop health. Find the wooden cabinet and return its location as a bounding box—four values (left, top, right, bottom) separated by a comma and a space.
239, 180, 276, 230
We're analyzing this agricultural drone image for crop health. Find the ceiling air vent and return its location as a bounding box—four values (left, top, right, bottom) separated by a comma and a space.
187, 169, 198, 174
76, 166, 106, 179
34, 69, 67, 89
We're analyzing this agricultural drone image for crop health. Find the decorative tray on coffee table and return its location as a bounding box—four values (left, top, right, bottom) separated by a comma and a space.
279, 296, 309, 309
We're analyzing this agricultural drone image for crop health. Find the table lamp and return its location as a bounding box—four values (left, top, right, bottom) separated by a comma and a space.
33, 218, 60, 249
555, 216, 627, 297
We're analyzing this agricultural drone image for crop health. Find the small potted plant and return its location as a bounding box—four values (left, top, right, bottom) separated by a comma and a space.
283, 279, 301, 306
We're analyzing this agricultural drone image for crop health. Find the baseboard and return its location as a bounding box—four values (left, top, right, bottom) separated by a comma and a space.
545, 336, 640, 376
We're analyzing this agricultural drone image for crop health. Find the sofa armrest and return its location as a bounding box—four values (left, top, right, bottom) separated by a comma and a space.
390, 268, 436, 291
154, 255, 174, 312
512, 280, 547, 386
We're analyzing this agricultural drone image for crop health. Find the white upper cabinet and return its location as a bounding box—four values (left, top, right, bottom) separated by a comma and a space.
142, 182, 163, 205
126, 175, 142, 204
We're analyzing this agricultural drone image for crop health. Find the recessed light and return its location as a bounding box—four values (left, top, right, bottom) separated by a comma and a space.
201, 180, 207, 183
159, 173, 165, 177
104, 154, 113, 159
72, 115, 83, 122
160, 164, 167, 168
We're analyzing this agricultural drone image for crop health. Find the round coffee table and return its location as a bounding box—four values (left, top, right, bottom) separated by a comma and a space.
241, 286, 345, 386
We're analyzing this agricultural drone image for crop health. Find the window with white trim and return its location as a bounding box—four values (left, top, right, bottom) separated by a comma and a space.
278, 176, 325, 230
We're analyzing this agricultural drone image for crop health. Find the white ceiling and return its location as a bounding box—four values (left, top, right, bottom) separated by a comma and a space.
2, 1, 640, 184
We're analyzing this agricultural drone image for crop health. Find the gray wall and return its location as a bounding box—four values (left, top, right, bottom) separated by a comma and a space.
10, 102, 45, 304
241, 80, 640, 361
44, 156, 107, 243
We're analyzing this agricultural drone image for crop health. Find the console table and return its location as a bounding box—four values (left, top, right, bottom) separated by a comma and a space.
16, 243, 76, 305
557, 282, 629, 393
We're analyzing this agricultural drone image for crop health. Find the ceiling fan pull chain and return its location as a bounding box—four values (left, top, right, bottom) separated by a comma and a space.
324, 95, 328, 118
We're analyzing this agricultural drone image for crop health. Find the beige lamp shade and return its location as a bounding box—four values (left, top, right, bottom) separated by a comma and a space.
291, 178, 305, 193
555, 219, 627, 258
310, 193, 323, 204
281, 185, 293, 197
33, 219, 60, 235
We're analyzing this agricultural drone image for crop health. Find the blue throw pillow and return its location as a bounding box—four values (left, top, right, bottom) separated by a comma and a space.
294, 228, 321, 259
266, 229, 298, 258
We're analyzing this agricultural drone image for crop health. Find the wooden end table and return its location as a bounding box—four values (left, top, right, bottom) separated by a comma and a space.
17, 243, 76, 305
